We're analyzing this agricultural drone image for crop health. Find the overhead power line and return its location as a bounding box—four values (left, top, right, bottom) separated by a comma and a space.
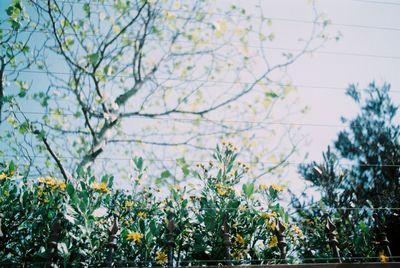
33, 0, 400, 32
2, 27, 400, 60
9, 110, 347, 128
5, 69, 400, 94
352, 0, 400, 6
2, 154, 400, 167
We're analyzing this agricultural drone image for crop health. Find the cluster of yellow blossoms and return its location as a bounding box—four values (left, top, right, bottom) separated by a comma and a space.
92, 182, 110, 193
126, 231, 143, 243
123, 200, 134, 210
215, 183, 233, 197
137, 211, 148, 219
234, 233, 245, 246
0, 172, 12, 181
261, 212, 277, 220
379, 250, 389, 263
259, 183, 286, 192
260, 212, 278, 231
38, 176, 66, 191
231, 233, 246, 260
269, 235, 278, 248
124, 218, 135, 226
291, 224, 304, 239
155, 251, 168, 265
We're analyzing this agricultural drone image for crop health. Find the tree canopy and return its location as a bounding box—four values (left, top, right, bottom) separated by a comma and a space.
293, 82, 400, 259
0, 0, 333, 182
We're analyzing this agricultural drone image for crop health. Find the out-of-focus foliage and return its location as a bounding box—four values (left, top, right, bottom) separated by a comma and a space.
0, 0, 335, 182
292, 83, 400, 261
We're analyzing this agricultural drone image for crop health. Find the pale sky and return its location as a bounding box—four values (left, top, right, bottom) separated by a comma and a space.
251, 0, 400, 157
246, 0, 400, 193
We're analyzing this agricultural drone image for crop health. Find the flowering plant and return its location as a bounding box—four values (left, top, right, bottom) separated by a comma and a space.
0, 144, 303, 266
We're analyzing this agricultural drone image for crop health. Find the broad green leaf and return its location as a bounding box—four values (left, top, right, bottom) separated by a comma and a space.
161, 170, 172, 178
87, 53, 99, 66
176, 157, 190, 177
242, 182, 254, 198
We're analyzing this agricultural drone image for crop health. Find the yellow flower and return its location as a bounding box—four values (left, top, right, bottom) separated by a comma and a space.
269, 235, 278, 248
39, 177, 56, 189
38, 176, 65, 191
261, 212, 277, 219
92, 182, 110, 193
270, 184, 285, 191
259, 184, 268, 191
231, 249, 243, 260
216, 183, 228, 197
270, 220, 277, 231
37, 187, 47, 201
123, 200, 134, 209
124, 218, 135, 225
217, 188, 227, 196
306, 219, 315, 225
138, 211, 148, 219
58, 181, 66, 191
379, 250, 389, 263
291, 225, 304, 239
234, 233, 245, 246
126, 232, 143, 243
239, 205, 247, 212
155, 251, 168, 265
0, 172, 9, 181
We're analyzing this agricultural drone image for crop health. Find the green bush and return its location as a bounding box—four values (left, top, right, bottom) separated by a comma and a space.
0, 144, 308, 266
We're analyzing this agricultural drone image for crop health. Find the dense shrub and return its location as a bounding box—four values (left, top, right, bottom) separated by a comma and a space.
0, 144, 303, 266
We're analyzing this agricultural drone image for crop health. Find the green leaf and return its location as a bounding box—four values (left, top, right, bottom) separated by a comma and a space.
65, 37, 74, 48
101, 175, 108, 184
176, 157, 190, 177
242, 182, 254, 198
87, 53, 99, 66
83, 3, 90, 17
7, 116, 17, 127
18, 121, 29, 134
8, 161, 16, 174
66, 183, 75, 197
149, 220, 158, 235
139, 218, 145, 233
265, 91, 279, 98
161, 170, 172, 178
134, 157, 143, 170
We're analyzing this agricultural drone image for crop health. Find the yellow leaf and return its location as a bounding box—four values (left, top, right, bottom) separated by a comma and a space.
173, 0, 180, 9
112, 25, 121, 34
214, 20, 227, 38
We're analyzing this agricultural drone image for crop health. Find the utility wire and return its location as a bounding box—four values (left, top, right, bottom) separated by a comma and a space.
352, 0, 400, 6
5, 69, 400, 93
2, 28, 400, 60
8, 110, 348, 128
3, 154, 400, 167
30, 0, 400, 32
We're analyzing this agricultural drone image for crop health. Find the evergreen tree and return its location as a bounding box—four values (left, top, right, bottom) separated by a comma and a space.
293, 82, 400, 261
